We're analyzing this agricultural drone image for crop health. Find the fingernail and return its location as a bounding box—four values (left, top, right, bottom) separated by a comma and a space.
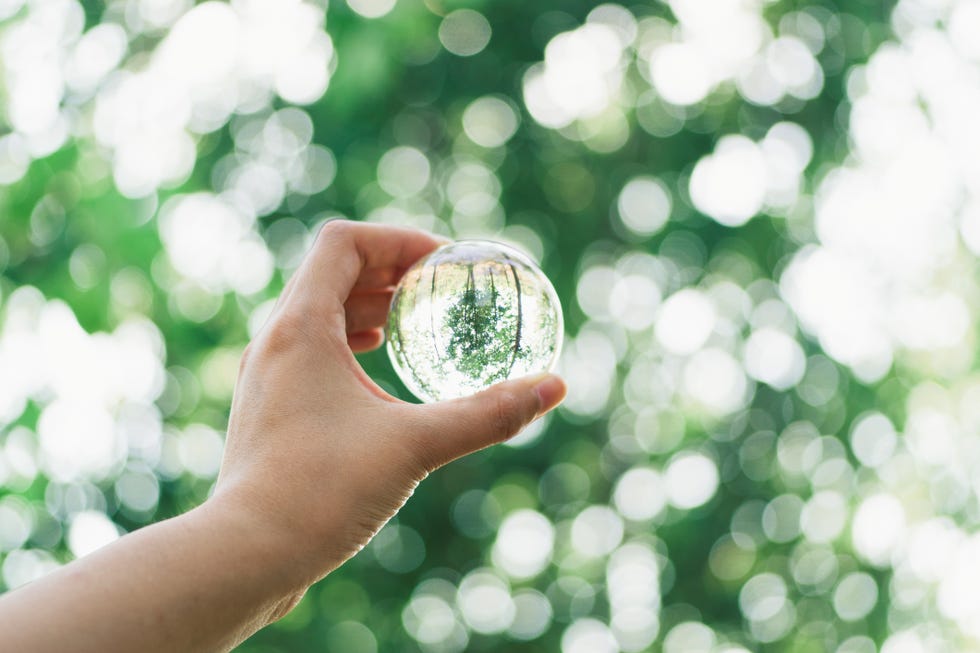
532, 374, 567, 415
433, 235, 453, 246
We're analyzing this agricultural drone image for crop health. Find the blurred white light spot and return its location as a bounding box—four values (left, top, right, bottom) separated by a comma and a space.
611, 605, 659, 650
959, 201, 980, 255
84, 0, 334, 197
780, 11, 825, 55
744, 327, 806, 390
690, 135, 767, 227
833, 572, 878, 621
853, 494, 906, 566
737, 56, 786, 106
347, 0, 396, 19
224, 238, 276, 295
950, 0, 980, 60
447, 162, 501, 218
275, 44, 332, 105
114, 467, 160, 513
738, 572, 796, 642
0, 134, 30, 184
378, 146, 430, 197
327, 621, 377, 653
740, 572, 788, 621
762, 494, 803, 544
606, 544, 661, 606
655, 289, 715, 355
739, 572, 795, 641
780, 248, 894, 382
68, 510, 120, 558
665, 453, 718, 510
156, 2, 239, 86
492, 509, 555, 579
370, 523, 426, 573
505, 411, 551, 449
849, 412, 897, 468
559, 329, 617, 417
577, 266, 617, 321
561, 618, 619, 653
173, 283, 223, 323
38, 400, 121, 483
663, 621, 714, 653
613, 467, 666, 521
650, 43, 711, 106
0, 0, 25, 21
439, 9, 491, 57
764, 122, 813, 173
402, 594, 461, 646
609, 275, 661, 331
766, 37, 822, 99
586, 4, 637, 48
508, 589, 553, 640
159, 193, 273, 295
880, 631, 928, 653
223, 160, 286, 216
571, 505, 624, 558
683, 348, 748, 416
457, 569, 515, 634
138, 0, 194, 30
838, 636, 877, 653
616, 177, 672, 238
290, 145, 337, 195
462, 96, 519, 148
67, 24, 129, 95
892, 293, 970, 351
608, 543, 661, 651
2, 549, 59, 590
800, 490, 848, 544
936, 533, 980, 633
522, 23, 625, 129
906, 519, 959, 583
0, 497, 32, 551
177, 424, 224, 479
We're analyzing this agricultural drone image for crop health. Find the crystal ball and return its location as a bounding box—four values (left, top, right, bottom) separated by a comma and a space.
386, 240, 564, 403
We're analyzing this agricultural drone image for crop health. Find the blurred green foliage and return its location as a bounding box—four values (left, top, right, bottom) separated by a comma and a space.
7, 0, 977, 651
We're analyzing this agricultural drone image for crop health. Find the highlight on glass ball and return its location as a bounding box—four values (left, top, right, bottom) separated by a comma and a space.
385, 240, 564, 403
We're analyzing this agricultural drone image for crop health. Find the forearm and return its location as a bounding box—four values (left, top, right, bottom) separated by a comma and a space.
0, 222, 565, 652
0, 495, 310, 653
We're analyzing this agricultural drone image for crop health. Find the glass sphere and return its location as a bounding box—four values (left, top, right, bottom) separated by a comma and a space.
386, 240, 564, 403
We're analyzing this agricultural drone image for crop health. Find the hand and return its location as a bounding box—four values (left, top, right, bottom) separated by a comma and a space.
213, 220, 566, 588
0, 220, 564, 653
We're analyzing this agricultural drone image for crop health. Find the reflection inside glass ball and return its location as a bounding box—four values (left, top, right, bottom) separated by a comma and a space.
386, 240, 564, 403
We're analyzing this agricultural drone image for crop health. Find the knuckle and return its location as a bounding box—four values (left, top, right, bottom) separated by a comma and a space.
398, 413, 442, 476
317, 219, 355, 245
260, 309, 307, 355
491, 391, 526, 442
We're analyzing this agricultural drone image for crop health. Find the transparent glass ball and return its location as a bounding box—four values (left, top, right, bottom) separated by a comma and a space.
386, 240, 564, 403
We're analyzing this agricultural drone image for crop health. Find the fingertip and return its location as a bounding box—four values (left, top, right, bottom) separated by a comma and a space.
531, 373, 566, 416
348, 329, 385, 353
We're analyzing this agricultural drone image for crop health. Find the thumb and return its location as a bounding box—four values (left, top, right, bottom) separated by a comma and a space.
411, 373, 566, 470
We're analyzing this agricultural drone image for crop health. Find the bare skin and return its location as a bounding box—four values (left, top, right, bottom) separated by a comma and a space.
0, 221, 567, 652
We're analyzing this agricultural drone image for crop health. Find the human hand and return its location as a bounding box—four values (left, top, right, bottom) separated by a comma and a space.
213, 220, 566, 588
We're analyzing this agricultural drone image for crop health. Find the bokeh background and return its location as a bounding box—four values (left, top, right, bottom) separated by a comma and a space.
2, 0, 979, 651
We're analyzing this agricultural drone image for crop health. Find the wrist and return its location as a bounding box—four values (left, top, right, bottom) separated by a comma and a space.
205, 479, 350, 588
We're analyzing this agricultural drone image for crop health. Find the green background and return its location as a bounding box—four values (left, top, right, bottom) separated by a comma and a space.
4, 0, 973, 651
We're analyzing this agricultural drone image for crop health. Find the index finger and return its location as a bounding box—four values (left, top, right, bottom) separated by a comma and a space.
290, 220, 446, 310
